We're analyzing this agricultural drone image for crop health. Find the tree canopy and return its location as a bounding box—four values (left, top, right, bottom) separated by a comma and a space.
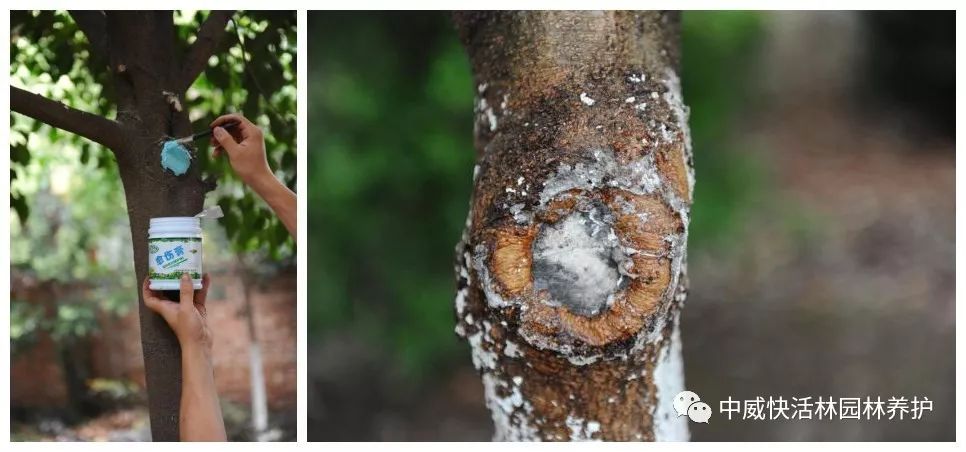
10, 10, 297, 352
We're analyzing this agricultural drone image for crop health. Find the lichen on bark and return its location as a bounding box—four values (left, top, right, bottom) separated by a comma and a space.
453, 11, 693, 441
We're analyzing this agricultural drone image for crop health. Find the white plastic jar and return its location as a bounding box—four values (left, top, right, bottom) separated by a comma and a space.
148, 217, 203, 290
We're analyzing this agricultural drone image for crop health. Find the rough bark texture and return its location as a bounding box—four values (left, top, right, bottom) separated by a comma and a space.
453, 11, 693, 441
12, 11, 233, 441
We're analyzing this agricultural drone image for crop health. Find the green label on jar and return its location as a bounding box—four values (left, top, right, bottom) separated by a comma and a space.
148, 237, 202, 280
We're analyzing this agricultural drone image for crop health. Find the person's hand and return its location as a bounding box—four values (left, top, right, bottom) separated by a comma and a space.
210, 112, 297, 239
210, 113, 272, 186
146, 274, 226, 441
143, 273, 213, 353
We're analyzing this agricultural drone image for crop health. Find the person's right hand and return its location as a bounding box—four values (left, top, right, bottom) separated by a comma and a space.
210, 113, 272, 186
210, 112, 297, 240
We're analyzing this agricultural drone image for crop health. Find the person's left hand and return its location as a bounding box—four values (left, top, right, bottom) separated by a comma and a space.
143, 273, 213, 353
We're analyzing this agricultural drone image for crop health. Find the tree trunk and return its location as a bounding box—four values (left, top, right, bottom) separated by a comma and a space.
11, 11, 233, 440
109, 12, 209, 441
452, 11, 693, 441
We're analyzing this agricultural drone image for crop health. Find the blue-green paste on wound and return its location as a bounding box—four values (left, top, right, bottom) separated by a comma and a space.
160, 140, 192, 176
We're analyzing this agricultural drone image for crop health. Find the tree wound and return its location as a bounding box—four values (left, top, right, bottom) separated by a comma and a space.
532, 205, 628, 317
481, 188, 680, 351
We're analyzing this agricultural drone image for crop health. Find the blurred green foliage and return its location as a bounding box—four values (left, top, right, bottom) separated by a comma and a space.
185, 11, 299, 256
9, 137, 132, 353
307, 11, 764, 378
309, 13, 474, 376
10, 11, 297, 354
682, 11, 766, 250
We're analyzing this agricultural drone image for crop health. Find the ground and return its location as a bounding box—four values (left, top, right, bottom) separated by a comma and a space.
11, 403, 297, 442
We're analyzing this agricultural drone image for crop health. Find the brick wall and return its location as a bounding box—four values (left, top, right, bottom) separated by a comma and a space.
11, 267, 297, 411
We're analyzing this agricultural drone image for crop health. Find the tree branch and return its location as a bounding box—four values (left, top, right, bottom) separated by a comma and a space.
69, 10, 109, 63
180, 10, 235, 91
10, 86, 124, 151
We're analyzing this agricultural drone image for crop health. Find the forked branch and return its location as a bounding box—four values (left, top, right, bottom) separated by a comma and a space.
180, 10, 235, 91
69, 10, 109, 62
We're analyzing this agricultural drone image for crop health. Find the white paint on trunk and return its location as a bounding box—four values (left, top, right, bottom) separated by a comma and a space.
509, 203, 532, 224
539, 148, 663, 206
454, 283, 469, 316
477, 96, 498, 132
566, 353, 600, 366
467, 320, 499, 371
249, 343, 270, 440
483, 373, 540, 441
651, 318, 689, 441
475, 84, 513, 134
565, 415, 602, 441
503, 339, 522, 358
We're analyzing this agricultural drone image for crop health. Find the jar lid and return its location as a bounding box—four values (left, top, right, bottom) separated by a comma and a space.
149, 216, 202, 235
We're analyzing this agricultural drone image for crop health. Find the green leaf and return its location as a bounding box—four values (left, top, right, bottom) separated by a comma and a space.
11, 193, 29, 225
10, 143, 30, 165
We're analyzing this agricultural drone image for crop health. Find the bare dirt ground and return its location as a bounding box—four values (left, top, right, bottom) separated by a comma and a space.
11, 404, 297, 442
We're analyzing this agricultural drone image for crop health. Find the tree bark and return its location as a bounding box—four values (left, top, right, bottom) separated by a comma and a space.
9, 86, 123, 150
179, 11, 234, 92
68, 10, 109, 63
12, 11, 234, 440
453, 11, 693, 441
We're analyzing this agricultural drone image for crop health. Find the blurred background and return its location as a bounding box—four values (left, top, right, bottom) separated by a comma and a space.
309, 10, 955, 441
10, 11, 297, 441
